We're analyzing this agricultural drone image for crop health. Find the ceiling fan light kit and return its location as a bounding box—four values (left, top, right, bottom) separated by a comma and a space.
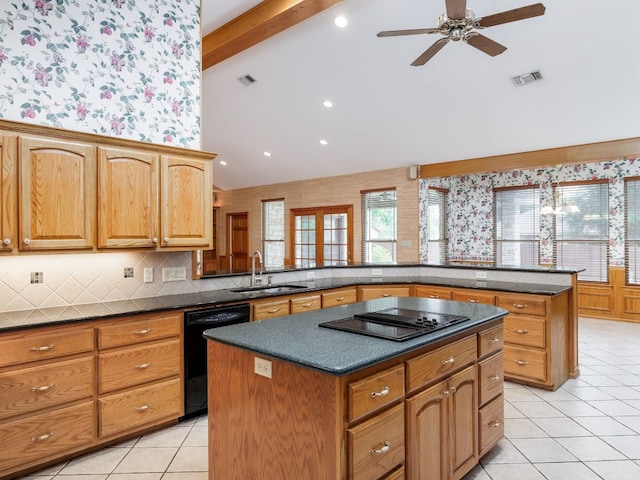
377, 1, 546, 66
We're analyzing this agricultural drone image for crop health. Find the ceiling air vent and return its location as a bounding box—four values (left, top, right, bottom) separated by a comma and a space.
238, 74, 256, 86
511, 70, 543, 87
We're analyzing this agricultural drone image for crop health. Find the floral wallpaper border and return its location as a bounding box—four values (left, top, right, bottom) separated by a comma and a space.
419, 158, 639, 267
0, 0, 200, 148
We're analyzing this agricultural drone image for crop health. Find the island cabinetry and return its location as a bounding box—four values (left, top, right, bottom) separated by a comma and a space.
497, 291, 569, 389
413, 285, 452, 300
19, 136, 96, 250
0, 326, 95, 478
97, 147, 159, 248
358, 285, 411, 301
0, 135, 16, 252
97, 311, 183, 439
322, 287, 358, 308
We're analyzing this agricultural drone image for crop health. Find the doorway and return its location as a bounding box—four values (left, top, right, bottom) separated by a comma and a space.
227, 212, 249, 272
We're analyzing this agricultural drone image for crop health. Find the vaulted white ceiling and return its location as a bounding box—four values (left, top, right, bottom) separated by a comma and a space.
201, 0, 640, 191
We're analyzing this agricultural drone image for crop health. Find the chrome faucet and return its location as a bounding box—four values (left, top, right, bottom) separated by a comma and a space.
251, 251, 263, 287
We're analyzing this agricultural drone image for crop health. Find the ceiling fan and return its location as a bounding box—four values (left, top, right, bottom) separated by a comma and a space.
377, 0, 546, 66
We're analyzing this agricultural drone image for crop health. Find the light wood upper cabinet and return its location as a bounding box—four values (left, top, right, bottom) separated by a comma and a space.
0, 135, 17, 251
98, 147, 159, 248
19, 136, 96, 250
161, 155, 212, 248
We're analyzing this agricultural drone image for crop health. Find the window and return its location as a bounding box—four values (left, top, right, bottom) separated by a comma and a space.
554, 181, 609, 282
362, 189, 397, 263
625, 179, 640, 284
291, 206, 353, 268
427, 188, 448, 263
262, 199, 285, 269
494, 187, 540, 266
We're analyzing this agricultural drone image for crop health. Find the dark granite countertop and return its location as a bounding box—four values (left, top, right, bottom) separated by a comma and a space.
203, 297, 507, 375
0, 275, 572, 332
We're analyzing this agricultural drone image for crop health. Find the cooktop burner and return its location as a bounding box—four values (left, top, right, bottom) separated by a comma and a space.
319, 308, 470, 341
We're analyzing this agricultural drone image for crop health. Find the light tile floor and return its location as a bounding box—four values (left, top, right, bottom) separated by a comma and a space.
20, 317, 640, 480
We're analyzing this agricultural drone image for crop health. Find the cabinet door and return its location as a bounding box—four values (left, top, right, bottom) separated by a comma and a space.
19, 136, 96, 250
98, 147, 159, 248
0, 135, 16, 251
160, 155, 212, 248
449, 365, 478, 480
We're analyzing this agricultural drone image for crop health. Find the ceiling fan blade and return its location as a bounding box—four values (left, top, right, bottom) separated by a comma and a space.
477, 3, 546, 28
465, 33, 507, 56
445, 0, 467, 20
411, 38, 449, 66
377, 28, 440, 37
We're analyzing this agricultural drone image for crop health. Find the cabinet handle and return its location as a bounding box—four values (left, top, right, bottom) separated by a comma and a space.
371, 441, 390, 455
449, 386, 457, 394
301, 302, 313, 308
152, 237, 158, 244
513, 303, 528, 309
267, 307, 280, 313
440, 356, 455, 365
133, 404, 152, 412
23, 238, 31, 245
30, 344, 55, 352
380, 293, 391, 297
335, 296, 345, 301
30, 432, 54, 442
467, 299, 479, 303
30, 384, 55, 393
370, 386, 390, 398
488, 375, 500, 382
488, 420, 501, 428
443, 390, 450, 398
428, 295, 440, 299
2, 238, 10, 245
515, 359, 528, 366
134, 363, 151, 370
164, 237, 170, 243
488, 337, 500, 344
134, 328, 152, 335
514, 329, 529, 335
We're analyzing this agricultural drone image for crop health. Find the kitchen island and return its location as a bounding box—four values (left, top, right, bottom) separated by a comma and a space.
204, 296, 508, 480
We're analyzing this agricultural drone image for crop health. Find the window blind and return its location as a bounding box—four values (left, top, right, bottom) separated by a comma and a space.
494, 187, 540, 267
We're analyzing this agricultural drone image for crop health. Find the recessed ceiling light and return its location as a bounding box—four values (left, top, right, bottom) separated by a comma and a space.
322, 100, 334, 108
219, 160, 227, 166
319, 139, 328, 146
334, 16, 348, 28
263, 151, 272, 157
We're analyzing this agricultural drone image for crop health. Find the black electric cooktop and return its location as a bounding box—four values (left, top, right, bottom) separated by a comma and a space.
319, 307, 470, 341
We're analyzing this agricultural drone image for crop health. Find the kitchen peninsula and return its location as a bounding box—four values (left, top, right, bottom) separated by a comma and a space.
204, 296, 508, 480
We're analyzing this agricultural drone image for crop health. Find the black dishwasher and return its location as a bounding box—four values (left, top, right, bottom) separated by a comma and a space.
183, 303, 250, 419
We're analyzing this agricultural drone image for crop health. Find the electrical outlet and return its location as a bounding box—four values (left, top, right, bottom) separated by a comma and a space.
306, 271, 315, 279
475, 271, 487, 279
254, 357, 272, 378
372, 268, 382, 277
144, 268, 154, 283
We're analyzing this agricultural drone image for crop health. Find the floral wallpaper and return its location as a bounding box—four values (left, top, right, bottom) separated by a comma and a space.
419, 158, 639, 267
0, 0, 200, 148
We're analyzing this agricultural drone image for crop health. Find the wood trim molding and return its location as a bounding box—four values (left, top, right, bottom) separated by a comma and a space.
420, 136, 640, 178
202, 0, 343, 69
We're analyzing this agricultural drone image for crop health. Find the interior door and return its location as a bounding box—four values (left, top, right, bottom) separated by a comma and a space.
227, 212, 248, 272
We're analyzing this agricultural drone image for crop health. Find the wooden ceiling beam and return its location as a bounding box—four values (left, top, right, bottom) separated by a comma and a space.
202, 0, 343, 70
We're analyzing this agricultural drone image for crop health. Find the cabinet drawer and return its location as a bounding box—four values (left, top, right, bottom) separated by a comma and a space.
290, 294, 321, 314
414, 285, 452, 300
348, 403, 405, 480
0, 357, 93, 420
348, 364, 405, 423
504, 345, 547, 382
384, 466, 405, 480
478, 352, 504, 407
98, 312, 181, 349
406, 335, 477, 393
0, 401, 94, 473
479, 394, 504, 457
478, 324, 503, 357
359, 286, 411, 301
321, 288, 357, 308
497, 293, 546, 317
0, 328, 93, 368
504, 316, 546, 348
99, 378, 182, 438
451, 289, 495, 305
99, 339, 181, 393
252, 299, 290, 320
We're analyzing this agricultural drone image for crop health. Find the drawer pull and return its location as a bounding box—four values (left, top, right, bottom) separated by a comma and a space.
30, 432, 54, 442
30, 344, 55, 352
488, 337, 500, 344
30, 384, 55, 393
133, 404, 152, 412
467, 299, 479, 303
488, 420, 501, 428
443, 390, 450, 398
301, 302, 313, 308
513, 303, 528, 309
488, 375, 500, 382
515, 359, 528, 366
371, 440, 390, 455
134, 328, 152, 335
267, 307, 280, 313
335, 296, 345, 301
514, 329, 529, 335
370, 386, 390, 398
135, 363, 152, 370
428, 295, 440, 299
440, 356, 455, 365
380, 293, 391, 297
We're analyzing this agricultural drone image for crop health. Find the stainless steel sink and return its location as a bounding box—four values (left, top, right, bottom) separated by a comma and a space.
230, 284, 307, 296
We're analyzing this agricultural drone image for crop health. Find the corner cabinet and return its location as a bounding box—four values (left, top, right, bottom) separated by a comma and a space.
0, 135, 16, 251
